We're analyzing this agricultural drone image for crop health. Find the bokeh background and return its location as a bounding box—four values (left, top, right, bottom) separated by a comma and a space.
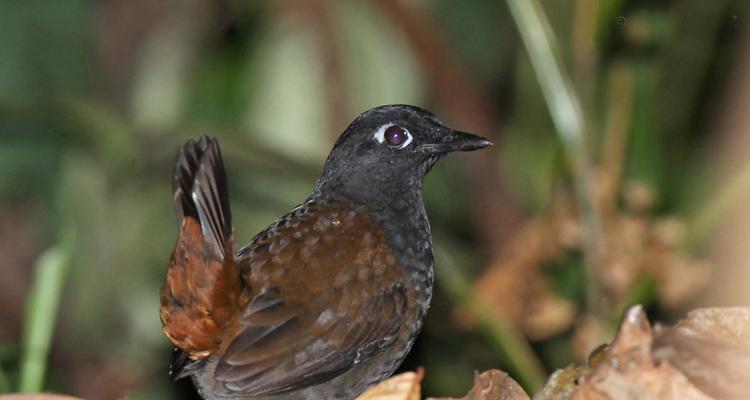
2, 0, 750, 398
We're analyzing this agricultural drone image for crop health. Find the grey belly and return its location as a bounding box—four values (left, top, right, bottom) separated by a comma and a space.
191, 335, 417, 400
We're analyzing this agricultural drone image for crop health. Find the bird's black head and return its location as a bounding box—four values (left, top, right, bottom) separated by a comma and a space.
314, 105, 492, 205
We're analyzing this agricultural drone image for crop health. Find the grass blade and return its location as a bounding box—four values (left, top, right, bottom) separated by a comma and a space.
435, 245, 546, 391
504, 0, 604, 317
18, 229, 75, 392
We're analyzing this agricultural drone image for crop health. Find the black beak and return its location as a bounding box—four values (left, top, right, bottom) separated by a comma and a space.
420, 130, 493, 154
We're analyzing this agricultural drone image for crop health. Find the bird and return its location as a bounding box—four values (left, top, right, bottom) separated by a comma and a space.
160, 104, 492, 399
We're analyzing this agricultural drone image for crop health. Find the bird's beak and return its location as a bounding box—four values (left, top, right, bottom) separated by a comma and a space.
446, 130, 493, 152
419, 130, 493, 154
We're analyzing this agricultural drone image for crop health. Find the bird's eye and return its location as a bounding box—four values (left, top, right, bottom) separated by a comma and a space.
374, 124, 413, 149
385, 126, 407, 146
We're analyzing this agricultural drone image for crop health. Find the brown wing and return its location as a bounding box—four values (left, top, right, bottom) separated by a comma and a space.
160, 136, 243, 375
214, 199, 411, 395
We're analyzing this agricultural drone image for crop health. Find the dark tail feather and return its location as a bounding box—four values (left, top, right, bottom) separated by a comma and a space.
170, 347, 205, 381
172, 136, 232, 255
162, 135, 241, 372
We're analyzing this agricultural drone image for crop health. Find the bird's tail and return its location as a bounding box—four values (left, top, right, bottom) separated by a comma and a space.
160, 136, 243, 379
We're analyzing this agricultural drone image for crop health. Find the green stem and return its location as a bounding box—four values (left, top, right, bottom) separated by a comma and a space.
685, 162, 750, 249
435, 246, 546, 391
504, 0, 604, 317
18, 229, 75, 392
0, 364, 9, 393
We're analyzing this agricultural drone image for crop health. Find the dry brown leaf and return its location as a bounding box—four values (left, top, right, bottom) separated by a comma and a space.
428, 369, 530, 400
542, 306, 750, 399
644, 220, 712, 308
0, 395, 85, 400
466, 211, 577, 340
469, 174, 711, 341
670, 307, 750, 344
472, 216, 564, 324
540, 306, 716, 400
356, 369, 423, 400
623, 181, 656, 213
597, 214, 648, 300
653, 308, 750, 400
523, 293, 576, 341
655, 256, 711, 308
569, 305, 712, 400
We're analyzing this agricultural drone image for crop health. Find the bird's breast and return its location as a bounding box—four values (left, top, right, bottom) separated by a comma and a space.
365, 195, 435, 318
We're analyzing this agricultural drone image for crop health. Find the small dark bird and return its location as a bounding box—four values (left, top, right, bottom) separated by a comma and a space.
160, 105, 492, 399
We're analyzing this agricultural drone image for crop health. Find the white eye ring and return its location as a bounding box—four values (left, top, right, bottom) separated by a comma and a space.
373, 123, 413, 150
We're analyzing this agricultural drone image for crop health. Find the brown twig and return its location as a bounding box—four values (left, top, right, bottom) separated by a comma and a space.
571, 0, 600, 109
600, 61, 635, 213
